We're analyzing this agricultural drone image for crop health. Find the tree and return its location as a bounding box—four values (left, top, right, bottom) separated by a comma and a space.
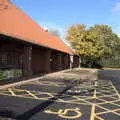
89, 25, 113, 55
89, 25, 120, 67
48, 30, 61, 37
66, 24, 105, 67
66, 24, 120, 68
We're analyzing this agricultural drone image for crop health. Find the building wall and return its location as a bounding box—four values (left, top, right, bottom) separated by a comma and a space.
50, 51, 62, 72
0, 35, 74, 78
62, 53, 70, 70
0, 38, 24, 70
32, 46, 51, 74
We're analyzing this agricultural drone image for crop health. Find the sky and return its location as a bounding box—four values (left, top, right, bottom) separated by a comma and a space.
11, 0, 120, 41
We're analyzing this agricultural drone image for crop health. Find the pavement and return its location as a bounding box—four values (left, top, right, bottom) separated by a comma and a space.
0, 71, 120, 120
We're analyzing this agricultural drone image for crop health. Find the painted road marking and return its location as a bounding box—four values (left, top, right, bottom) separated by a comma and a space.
0, 80, 120, 120
44, 108, 82, 119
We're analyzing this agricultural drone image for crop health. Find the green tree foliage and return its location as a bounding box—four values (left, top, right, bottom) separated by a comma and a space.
66, 24, 105, 58
66, 24, 120, 68
48, 29, 61, 37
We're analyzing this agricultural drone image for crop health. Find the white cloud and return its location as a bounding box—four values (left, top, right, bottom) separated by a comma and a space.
112, 2, 120, 12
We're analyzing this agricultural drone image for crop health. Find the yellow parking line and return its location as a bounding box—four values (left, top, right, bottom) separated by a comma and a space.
57, 100, 91, 105
84, 97, 95, 100
96, 108, 120, 116
101, 95, 119, 99
111, 83, 120, 98
98, 94, 117, 98
90, 104, 95, 120
96, 104, 120, 116
26, 90, 39, 99
95, 115, 105, 120
98, 99, 120, 106
113, 108, 120, 112
8, 88, 16, 96
73, 96, 92, 105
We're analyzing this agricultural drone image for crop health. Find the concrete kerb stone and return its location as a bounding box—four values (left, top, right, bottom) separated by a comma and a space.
1, 68, 109, 90
0, 69, 71, 90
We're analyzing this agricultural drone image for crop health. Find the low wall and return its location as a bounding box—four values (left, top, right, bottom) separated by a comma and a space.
0, 69, 22, 80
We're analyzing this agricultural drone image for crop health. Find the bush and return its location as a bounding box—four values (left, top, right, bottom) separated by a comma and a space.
0, 69, 22, 80
0, 70, 4, 80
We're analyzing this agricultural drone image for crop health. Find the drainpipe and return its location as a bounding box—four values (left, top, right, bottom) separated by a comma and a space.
70, 55, 73, 70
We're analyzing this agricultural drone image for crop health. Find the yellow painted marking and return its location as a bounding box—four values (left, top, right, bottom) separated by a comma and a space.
44, 108, 82, 119
95, 116, 105, 120
33, 81, 65, 87
90, 104, 95, 120
113, 108, 120, 112
97, 94, 117, 98
26, 90, 39, 99
93, 81, 97, 98
90, 81, 97, 120
73, 96, 93, 105
84, 97, 95, 100
98, 95, 119, 100
96, 104, 120, 116
96, 108, 120, 116
98, 99, 120, 106
0, 80, 120, 120
47, 93, 55, 98
0, 91, 92, 105
111, 83, 120, 98
61, 100, 91, 105
8, 88, 16, 96
10, 88, 27, 92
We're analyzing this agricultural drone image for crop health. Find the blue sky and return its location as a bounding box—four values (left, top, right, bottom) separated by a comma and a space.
11, 0, 120, 40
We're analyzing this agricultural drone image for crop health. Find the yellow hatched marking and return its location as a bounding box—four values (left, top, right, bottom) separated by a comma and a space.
95, 116, 105, 120
106, 95, 119, 99
96, 108, 120, 115
33, 81, 65, 87
81, 97, 95, 100
96, 104, 120, 116
8, 88, 16, 96
90, 81, 97, 120
97, 99, 120, 106
12, 88, 57, 95
97, 94, 117, 98
96, 97, 113, 103
73, 96, 92, 105
98, 99, 120, 107
26, 90, 39, 99
113, 108, 120, 112
0, 90, 92, 105
0, 80, 120, 120
47, 93, 55, 98
10, 88, 27, 92
111, 83, 120, 98
61, 100, 91, 105
90, 104, 95, 120
98, 95, 119, 100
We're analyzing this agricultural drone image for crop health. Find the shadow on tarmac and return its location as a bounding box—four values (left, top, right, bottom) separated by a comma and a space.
15, 86, 71, 120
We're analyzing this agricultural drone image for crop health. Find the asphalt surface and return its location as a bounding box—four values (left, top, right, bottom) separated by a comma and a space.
0, 74, 120, 120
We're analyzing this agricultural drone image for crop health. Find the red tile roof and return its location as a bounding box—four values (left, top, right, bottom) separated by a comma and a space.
0, 0, 73, 55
